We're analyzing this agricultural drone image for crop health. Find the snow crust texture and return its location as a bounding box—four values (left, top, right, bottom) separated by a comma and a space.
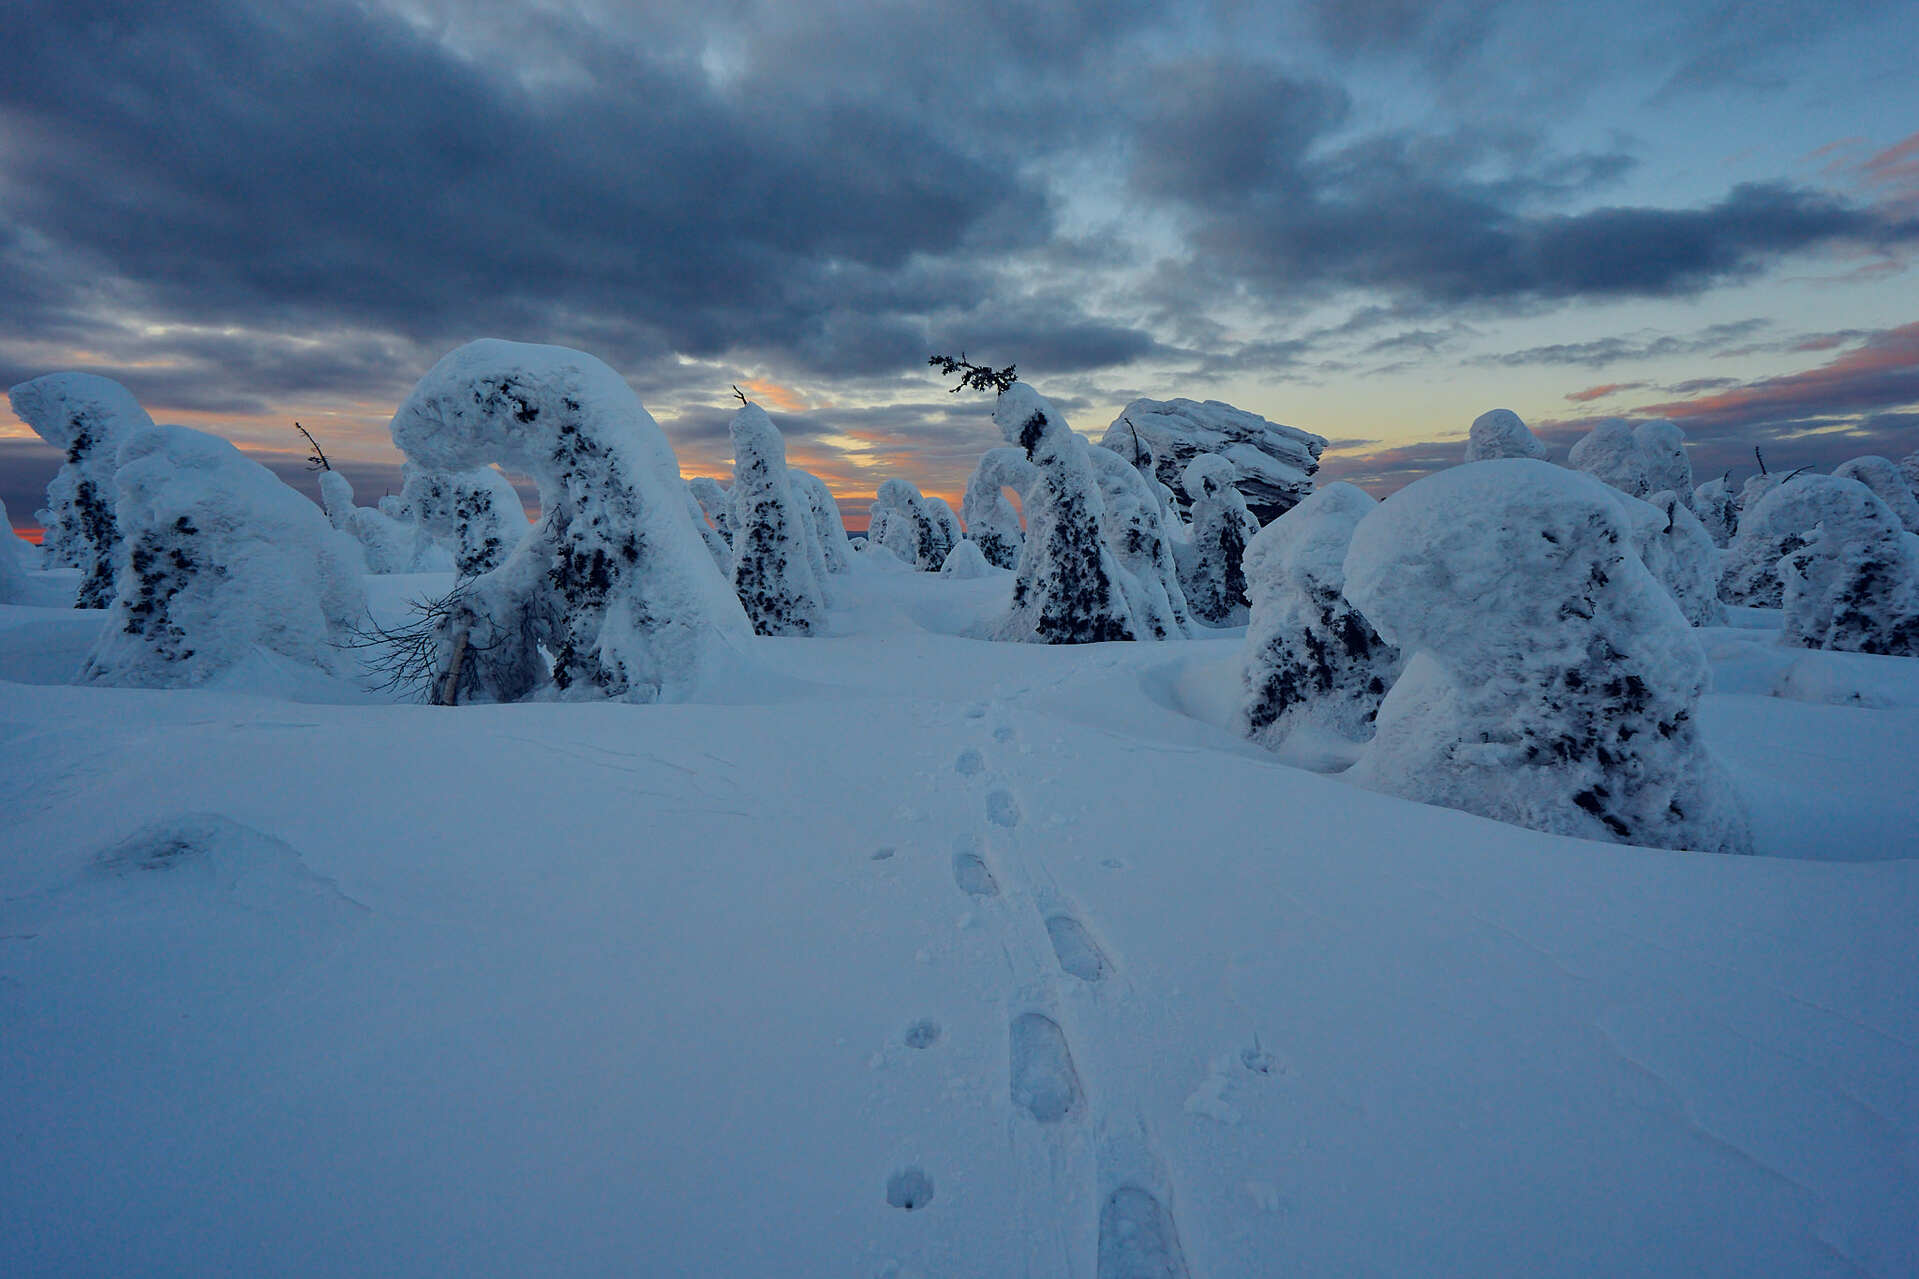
1463, 408, 1549, 462
387, 339, 748, 702
80, 425, 364, 687
1345, 460, 1750, 853
8, 372, 154, 607
1101, 397, 1326, 523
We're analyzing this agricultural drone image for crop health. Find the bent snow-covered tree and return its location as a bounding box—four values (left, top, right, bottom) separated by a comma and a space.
398, 463, 530, 577
994, 383, 1137, 644
1239, 482, 1399, 753
1769, 475, 1919, 656
1568, 419, 1651, 499
790, 470, 852, 576
319, 468, 452, 574
727, 403, 826, 636
961, 446, 1035, 570
388, 340, 749, 703
79, 425, 364, 687
1634, 419, 1695, 508
1344, 460, 1750, 854
1181, 453, 1259, 626
682, 483, 734, 575
1464, 409, 1549, 462
1088, 444, 1192, 639
9, 372, 154, 608
1832, 456, 1919, 534
869, 479, 951, 570
688, 476, 735, 547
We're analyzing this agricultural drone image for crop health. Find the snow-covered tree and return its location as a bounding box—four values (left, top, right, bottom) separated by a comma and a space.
1634, 419, 1695, 508
1181, 453, 1258, 626
0, 497, 34, 604
939, 539, 994, 578
1901, 451, 1919, 500
1344, 460, 1750, 854
387, 340, 750, 703
1738, 469, 1787, 519
1463, 408, 1548, 462
78, 426, 364, 687
1088, 444, 1191, 639
926, 496, 964, 560
1761, 475, 1919, 655
319, 468, 452, 574
727, 402, 826, 636
1239, 483, 1399, 752
397, 463, 530, 577
8, 372, 154, 608
688, 476, 735, 547
1720, 474, 1832, 608
869, 479, 953, 570
790, 470, 852, 575
1567, 419, 1651, 498
683, 483, 733, 575
961, 446, 1035, 570
1832, 456, 1919, 534
994, 383, 1137, 644
1692, 474, 1740, 547
1632, 491, 1726, 627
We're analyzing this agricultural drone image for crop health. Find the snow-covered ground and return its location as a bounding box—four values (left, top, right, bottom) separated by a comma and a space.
3, 562, 1915, 1277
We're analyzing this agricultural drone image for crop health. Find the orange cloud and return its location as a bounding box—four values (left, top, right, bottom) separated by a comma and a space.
1565, 382, 1646, 403
737, 378, 810, 414
1633, 320, 1919, 432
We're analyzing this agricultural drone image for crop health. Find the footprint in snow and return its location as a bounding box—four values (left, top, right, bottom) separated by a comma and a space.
992, 724, 1016, 744
985, 789, 1021, 828
1098, 1186, 1190, 1279
886, 1167, 935, 1211
1009, 1012, 1082, 1123
952, 850, 999, 897
871, 846, 897, 861
1045, 915, 1110, 982
954, 748, 984, 777
904, 1019, 941, 1049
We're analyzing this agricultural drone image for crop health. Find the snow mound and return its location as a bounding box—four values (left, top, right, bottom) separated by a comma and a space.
938, 539, 994, 578
1345, 460, 1749, 853
1464, 408, 1548, 462
1102, 397, 1326, 523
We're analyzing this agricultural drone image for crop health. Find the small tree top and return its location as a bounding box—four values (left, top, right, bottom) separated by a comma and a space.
929, 352, 1017, 395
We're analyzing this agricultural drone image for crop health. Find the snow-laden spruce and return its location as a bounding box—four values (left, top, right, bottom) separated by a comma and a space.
1463, 409, 1549, 462
388, 340, 749, 703
938, 539, 994, 578
1567, 419, 1652, 498
1832, 456, 1919, 534
319, 468, 452, 574
1637, 491, 1726, 627
994, 383, 1137, 644
8, 372, 155, 608
78, 425, 364, 687
1239, 483, 1399, 752
1634, 419, 1695, 508
727, 403, 826, 637
1344, 460, 1749, 854
961, 446, 1035, 570
397, 463, 530, 577
1720, 474, 1830, 608
1763, 475, 1919, 655
1088, 444, 1192, 639
682, 483, 734, 575
1099, 397, 1325, 523
1180, 453, 1259, 626
688, 476, 735, 547
869, 479, 953, 570
790, 470, 851, 576
0, 497, 34, 604
1692, 474, 1740, 546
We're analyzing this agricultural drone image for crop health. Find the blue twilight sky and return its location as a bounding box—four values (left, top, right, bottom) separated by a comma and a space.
2, 0, 1915, 528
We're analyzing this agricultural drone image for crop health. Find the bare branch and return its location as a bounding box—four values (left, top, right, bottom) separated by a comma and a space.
293, 421, 332, 472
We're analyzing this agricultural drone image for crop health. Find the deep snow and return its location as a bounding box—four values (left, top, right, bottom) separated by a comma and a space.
2, 559, 1916, 1278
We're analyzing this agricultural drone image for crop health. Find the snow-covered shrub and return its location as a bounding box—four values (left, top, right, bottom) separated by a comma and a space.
1181, 454, 1259, 626
1764, 475, 1919, 655
1634, 420, 1694, 508
1463, 408, 1548, 462
388, 340, 749, 703
1635, 492, 1725, 627
1832, 456, 1919, 534
1568, 419, 1651, 498
77, 426, 364, 686
1692, 475, 1739, 547
961, 446, 1035, 570
869, 479, 952, 570
1720, 474, 1830, 608
994, 382, 1137, 644
1344, 460, 1749, 854
320, 468, 452, 574
1239, 483, 1399, 751
727, 403, 826, 636
939, 539, 993, 578
398, 463, 530, 577
688, 476, 735, 547
790, 470, 852, 575
9, 372, 154, 607
1088, 444, 1191, 639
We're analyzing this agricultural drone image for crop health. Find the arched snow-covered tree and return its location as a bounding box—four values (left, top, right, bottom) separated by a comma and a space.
994, 383, 1137, 644
8, 372, 154, 608
870, 479, 951, 570
79, 426, 364, 687
1568, 419, 1651, 498
388, 340, 749, 703
1345, 460, 1749, 854
1181, 453, 1258, 626
961, 446, 1034, 570
398, 463, 530, 577
727, 403, 826, 636
1464, 409, 1549, 462
1768, 475, 1919, 655
1088, 444, 1191, 640
1833, 456, 1919, 534
1239, 483, 1399, 753
1692, 475, 1740, 547
1634, 420, 1695, 508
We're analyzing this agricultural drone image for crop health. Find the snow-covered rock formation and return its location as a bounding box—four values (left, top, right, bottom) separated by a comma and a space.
1634, 419, 1695, 508
995, 383, 1136, 644
1180, 454, 1258, 626
397, 463, 530, 577
1344, 460, 1749, 854
1100, 398, 1326, 523
1833, 456, 1919, 534
1088, 445, 1192, 640
728, 403, 826, 637
388, 340, 749, 703
1239, 483, 1398, 752
961, 446, 1035, 571
1766, 475, 1919, 655
1463, 409, 1549, 462
9, 372, 154, 607
1568, 419, 1651, 498
78, 426, 363, 687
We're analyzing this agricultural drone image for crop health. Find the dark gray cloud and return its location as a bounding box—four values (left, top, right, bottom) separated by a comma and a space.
1478, 320, 1772, 369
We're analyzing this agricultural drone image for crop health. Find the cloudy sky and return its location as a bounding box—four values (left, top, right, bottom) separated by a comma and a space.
3, 0, 1915, 531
